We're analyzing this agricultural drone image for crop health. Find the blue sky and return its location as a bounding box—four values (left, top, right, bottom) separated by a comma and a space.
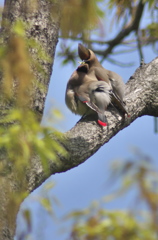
0, 0, 157, 239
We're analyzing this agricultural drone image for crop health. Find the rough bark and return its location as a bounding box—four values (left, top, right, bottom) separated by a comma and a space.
2, 0, 61, 116
0, 0, 62, 239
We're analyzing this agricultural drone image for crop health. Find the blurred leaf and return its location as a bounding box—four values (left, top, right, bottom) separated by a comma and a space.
23, 209, 32, 231
57, 43, 78, 66
108, 0, 135, 22
60, 0, 105, 37
53, 109, 63, 120
43, 181, 56, 191
143, 0, 155, 8
40, 197, 53, 214
0, 107, 67, 177
69, 207, 158, 240
145, 23, 158, 38
12, 19, 26, 37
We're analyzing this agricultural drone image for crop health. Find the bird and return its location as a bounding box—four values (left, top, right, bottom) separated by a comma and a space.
78, 43, 128, 116
65, 63, 112, 126
65, 44, 129, 126
87, 81, 112, 126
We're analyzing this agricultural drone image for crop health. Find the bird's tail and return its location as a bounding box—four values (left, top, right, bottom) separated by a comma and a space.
97, 113, 107, 127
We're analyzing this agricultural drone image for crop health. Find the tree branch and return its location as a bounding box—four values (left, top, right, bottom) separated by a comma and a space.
28, 57, 158, 192
96, 0, 145, 58
59, 0, 145, 67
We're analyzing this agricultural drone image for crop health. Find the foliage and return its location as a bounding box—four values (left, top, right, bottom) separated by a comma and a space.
0, 108, 66, 177
0, 19, 51, 105
60, 0, 105, 38
0, 19, 66, 174
66, 150, 158, 240
69, 209, 157, 240
0, 18, 67, 227
58, 0, 158, 66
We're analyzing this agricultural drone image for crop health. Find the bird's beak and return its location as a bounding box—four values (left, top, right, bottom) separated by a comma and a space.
78, 43, 90, 61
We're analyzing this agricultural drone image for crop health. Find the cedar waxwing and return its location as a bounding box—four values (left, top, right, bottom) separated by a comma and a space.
87, 81, 111, 126
65, 63, 94, 116
65, 63, 112, 126
78, 44, 128, 116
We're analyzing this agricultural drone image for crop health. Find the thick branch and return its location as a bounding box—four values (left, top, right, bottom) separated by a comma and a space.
28, 57, 158, 192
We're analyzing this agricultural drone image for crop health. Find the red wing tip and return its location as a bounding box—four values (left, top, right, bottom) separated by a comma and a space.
98, 120, 107, 127
127, 114, 131, 118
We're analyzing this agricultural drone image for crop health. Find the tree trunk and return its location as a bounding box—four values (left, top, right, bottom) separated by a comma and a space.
2, 0, 61, 117
0, 0, 62, 239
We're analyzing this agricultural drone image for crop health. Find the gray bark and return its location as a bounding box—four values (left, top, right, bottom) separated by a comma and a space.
2, 0, 61, 116
0, 0, 62, 239
0, 0, 158, 240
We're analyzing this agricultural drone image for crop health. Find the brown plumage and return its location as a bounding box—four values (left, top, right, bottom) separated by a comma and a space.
78, 43, 128, 115
65, 44, 129, 126
65, 63, 112, 126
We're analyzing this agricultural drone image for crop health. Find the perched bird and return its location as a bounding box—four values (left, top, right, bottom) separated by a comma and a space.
65, 63, 93, 116
65, 44, 129, 126
65, 63, 112, 126
78, 43, 128, 116
87, 81, 111, 126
